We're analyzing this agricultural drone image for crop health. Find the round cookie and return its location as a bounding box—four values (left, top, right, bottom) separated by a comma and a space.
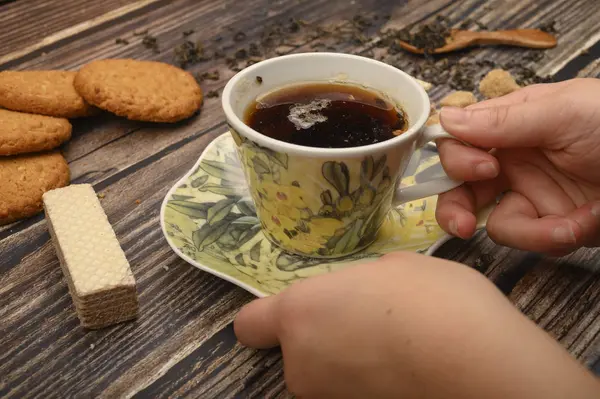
0, 109, 72, 156
0, 151, 70, 225
74, 59, 203, 123
0, 70, 98, 118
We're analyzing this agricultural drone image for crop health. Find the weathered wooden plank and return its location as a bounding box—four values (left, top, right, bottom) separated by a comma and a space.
1, 0, 600, 397
0, 0, 149, 61
4, 0, 597, 247
0, 0, 344, 240
0, 129, 244, 397
575, 41, 600, 79
1, 1, 450, 396
0, 0, 423, 248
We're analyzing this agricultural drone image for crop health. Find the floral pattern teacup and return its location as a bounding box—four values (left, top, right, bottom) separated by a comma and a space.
222, 53, 466, 258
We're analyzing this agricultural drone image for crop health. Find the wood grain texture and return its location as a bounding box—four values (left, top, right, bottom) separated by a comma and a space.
1, 0, 599, 397
0, 0, 146, 60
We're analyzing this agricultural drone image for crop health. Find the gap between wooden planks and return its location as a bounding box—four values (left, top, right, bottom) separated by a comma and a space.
0, 0, 164, 66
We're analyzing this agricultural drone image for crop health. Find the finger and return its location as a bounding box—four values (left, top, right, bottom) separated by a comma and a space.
436, 178, 505, 239
436, 185, 477, 239
439, 96, 567, 149
544, 201, 600, 256
486, 192, 584, 253
567, 201, 600, 248
437, 138, 499, 181
234, 295, 280, 349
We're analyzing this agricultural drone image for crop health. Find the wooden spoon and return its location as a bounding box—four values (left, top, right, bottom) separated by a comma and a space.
397, 28, 557, 55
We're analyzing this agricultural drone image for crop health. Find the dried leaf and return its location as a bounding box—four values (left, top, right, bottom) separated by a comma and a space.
322, 161, 350, 196
171, 194, 195, 201
192, 220, 231, 249
265, 149, 288, 168
372, 155, 387, 178
249, 241, 262, 262
236, 199, 257, 216
238, 224, 262, 246
217, 231, 238, 248
207, 198, 237, 225
199, 184, 243, 197
200, 159, 245, 180
191, 174, 209, 188
361, 156, 374, 183
276, 252, 320, 271
253, 142, 289, 168
224, 152, 240, 166
334, 219, 364, 254
221, 176, 247, 186
232, 216, 260, 225
320, 190, 333, 205
167, 200, 215, 219
252, 156, 270, 174
235, 253, 246, 266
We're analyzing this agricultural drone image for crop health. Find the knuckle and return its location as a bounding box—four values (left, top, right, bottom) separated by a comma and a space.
485, 106, 511, 130
275, 285, 315, 333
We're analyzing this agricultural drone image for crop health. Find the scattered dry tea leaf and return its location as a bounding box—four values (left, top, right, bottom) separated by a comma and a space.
396, 15, 451, 54
479, 69, 520, 99
440, 91, 477, 108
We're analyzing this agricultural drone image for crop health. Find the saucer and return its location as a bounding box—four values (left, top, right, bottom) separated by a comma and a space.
160, 132, 492, 297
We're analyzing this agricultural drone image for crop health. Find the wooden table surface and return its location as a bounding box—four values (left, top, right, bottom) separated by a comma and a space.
1, 0, 599, 397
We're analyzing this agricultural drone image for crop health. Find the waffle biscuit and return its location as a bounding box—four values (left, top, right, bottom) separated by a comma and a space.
43, 184, 138, 329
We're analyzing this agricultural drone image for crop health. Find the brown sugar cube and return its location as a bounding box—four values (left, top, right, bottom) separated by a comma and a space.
426, 112, 440, 126
439, 91, 477, 108
479, 69, 520, 99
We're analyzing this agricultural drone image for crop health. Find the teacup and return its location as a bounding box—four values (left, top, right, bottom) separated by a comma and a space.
222, 52, 463, 258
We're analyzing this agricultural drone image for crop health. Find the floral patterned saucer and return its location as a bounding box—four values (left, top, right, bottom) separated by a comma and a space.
160, 132, 492, 297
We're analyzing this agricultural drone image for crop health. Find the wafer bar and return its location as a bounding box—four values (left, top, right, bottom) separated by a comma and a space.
43, 184, 138, 329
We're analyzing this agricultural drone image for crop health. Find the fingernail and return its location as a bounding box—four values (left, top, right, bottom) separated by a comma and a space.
448, 219, 459, 237
552, 226, 576, 244
474, 162, 499, 179
440, 106, 468, 129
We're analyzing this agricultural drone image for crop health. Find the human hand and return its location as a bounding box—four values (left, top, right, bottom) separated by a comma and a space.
436, 78, 600, 255
234, 252, 599, 398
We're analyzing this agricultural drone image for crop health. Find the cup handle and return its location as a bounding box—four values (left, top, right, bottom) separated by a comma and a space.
393, 124, 464, 206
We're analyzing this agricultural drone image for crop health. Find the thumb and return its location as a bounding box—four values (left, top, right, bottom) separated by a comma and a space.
439, 98, 564, 149
233, 295, 280, 349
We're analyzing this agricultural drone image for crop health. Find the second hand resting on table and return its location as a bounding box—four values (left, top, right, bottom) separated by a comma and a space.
233, 78, 600, 398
